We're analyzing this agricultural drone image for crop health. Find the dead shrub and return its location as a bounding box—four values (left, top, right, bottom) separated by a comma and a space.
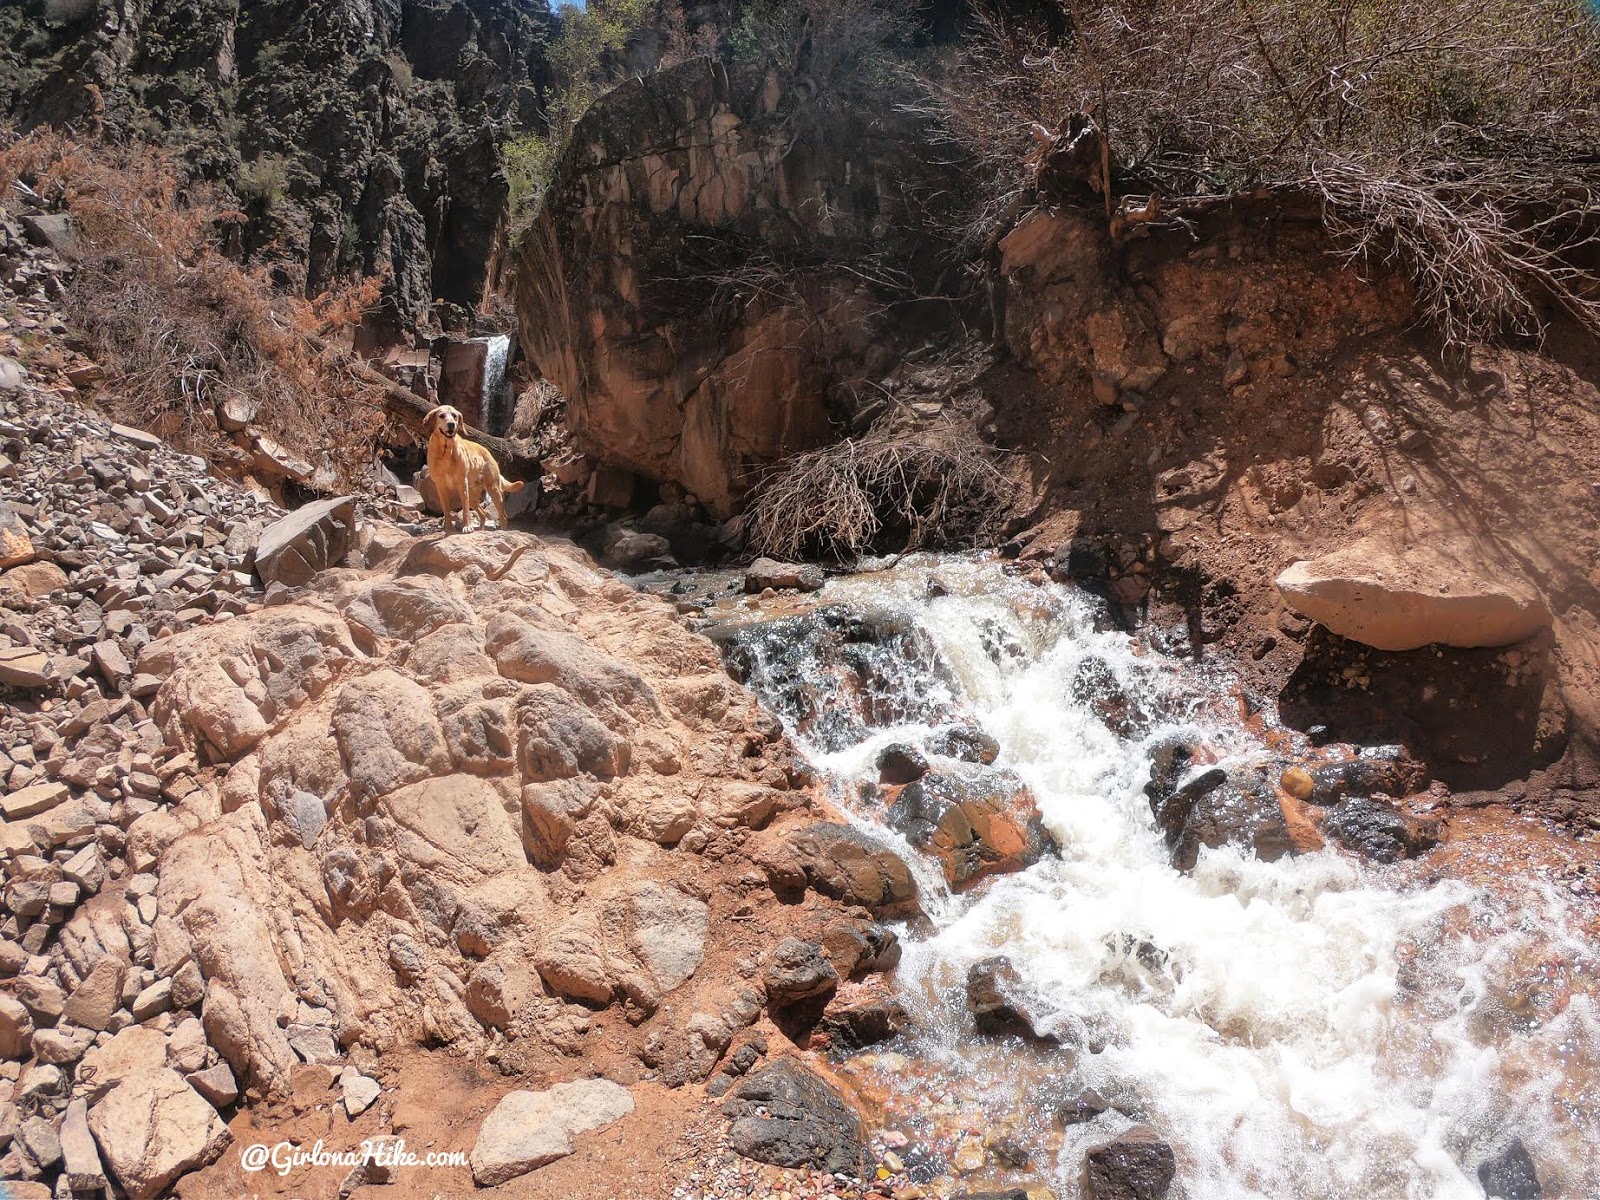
745, 416, 1018, 561
0, 130, 389, 484
923, 0, 1600, 346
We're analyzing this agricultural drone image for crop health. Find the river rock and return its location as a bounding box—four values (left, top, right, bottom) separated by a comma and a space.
88, 1068, 232, 1200
745, 558, 825, 593
887, 768, 1053, 889
722, 1059, 867, 1175
816, 978, 908, 1055
876, 743, 929, 785
1082, 1124, 1177, 1200
1308, 746, 1428, 804
1322, 797, 1439, 863
1477, 1137, 1542, 1199
469, 1079, 634, 1185
925, 724, 1001, 765
763, 938, 838, 1009
252, 495, 357, 587
1145, 746, 1293, 871
966, 956, 1056, 1043
1276, 543, 1551, 651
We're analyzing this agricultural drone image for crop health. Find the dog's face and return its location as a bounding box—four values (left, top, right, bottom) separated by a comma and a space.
426, 405, 464, 439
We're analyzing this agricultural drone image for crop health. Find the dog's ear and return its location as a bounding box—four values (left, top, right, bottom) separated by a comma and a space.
422, 407, 441, 437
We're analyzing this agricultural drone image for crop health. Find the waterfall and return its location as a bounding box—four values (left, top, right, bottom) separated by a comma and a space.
719, 556, 1600, 1200
480, 334, 511, 437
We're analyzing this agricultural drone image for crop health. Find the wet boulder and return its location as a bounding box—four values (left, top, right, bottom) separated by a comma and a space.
1057, 1088, 1112, 1125
888, 769, 1054, 890
816, 978, 908, 1056
1322, 797, 1439, 864
876, 743, 930, 785
1145, 750, 1292, 872
1308, 745, 1428, 804
713, 606, 957, 753
1476, 1138, 1542, 1200
819, 914, 901, 978
1082, 1125, 1177, 1200
925, 724, 1001, 765
723, 1059, 868, 1176
1072, 656, 1163, 738
745, 558, 825, 593
966, 956, 1056, 1043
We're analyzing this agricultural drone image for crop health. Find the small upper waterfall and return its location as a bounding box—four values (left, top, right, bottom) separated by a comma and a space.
480, 334, 512, 437
717, 556, 1600, 1200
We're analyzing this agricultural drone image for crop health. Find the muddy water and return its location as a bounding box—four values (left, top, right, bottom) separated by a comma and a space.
702, 556, 1600, 1200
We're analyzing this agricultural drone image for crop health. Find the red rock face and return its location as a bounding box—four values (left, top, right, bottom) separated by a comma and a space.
514, 58, 967, 517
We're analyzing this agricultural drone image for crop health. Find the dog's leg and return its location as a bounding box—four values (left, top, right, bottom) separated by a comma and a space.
445, 478, 463, 533
490, 481, 509, 529
465, 479, 483, 531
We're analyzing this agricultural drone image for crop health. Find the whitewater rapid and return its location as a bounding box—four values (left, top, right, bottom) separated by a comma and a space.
724, 557, 1599, 1200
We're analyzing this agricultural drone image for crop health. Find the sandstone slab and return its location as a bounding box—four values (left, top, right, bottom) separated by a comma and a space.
469, 1079, 634, 1185
1276, 543, 1550, 651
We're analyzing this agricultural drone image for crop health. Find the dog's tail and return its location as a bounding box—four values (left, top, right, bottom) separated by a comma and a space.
503, 479, 526, 494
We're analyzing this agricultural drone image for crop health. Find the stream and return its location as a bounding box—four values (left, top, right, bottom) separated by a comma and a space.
692, 556, 1600, 1200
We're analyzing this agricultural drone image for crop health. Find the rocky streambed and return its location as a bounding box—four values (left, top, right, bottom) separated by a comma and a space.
658, 556, 1600, 1200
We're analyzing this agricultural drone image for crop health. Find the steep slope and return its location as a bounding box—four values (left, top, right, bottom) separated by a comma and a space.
0, 0, 553, 323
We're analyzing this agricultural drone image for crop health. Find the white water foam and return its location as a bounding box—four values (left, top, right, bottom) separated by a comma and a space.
730, 556, 1600, 1199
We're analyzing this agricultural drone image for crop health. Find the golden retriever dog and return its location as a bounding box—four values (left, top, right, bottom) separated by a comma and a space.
423, 405, 525, 532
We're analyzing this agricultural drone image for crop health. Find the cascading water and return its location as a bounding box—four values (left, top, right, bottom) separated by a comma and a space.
718, 557, 1600, 1199
479, 334, 512, 437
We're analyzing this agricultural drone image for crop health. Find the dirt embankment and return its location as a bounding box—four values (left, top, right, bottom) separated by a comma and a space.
985, 196, 1600, 826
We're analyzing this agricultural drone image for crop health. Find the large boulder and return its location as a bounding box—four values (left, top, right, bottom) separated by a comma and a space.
253, 495, 357, 588
722, 1059, 867, 1176
749, 822, 919, 914
887, 768, 1054, 889
1276, 541, 1550, 651
514, 57, 964, 516
87, 1069, 231, 1200
469, 1079, 635, 1186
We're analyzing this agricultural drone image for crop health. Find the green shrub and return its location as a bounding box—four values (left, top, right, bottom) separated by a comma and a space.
235, 155, 291, 213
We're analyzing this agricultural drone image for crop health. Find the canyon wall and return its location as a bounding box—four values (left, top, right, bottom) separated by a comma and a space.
1, 0, 552, 323
513, 56, 966, 516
